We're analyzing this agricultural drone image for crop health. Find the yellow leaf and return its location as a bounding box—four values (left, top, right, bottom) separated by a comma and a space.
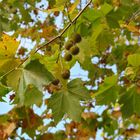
0, 33, 19, 58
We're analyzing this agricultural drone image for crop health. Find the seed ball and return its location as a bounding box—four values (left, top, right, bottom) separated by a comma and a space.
52, 79, 60, 85
61, 69, 70, 79
70, 46, 80, 55
64, 53, 72, 61
72, 33, 82, 43
64, 41, 73, 50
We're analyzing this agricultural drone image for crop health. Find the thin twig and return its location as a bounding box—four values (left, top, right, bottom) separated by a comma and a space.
0, 0, 92, 79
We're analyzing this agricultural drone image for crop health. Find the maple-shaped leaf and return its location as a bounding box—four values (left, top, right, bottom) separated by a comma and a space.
7, 59, 54, 106
92, 75, 118, 105
48, 78, 91, 123
119, 85, 140, 117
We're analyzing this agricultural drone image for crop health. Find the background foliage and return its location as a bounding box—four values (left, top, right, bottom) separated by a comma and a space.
0, 0, 140, 139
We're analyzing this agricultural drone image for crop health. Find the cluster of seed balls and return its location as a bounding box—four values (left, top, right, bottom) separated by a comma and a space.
51, 33, 82, 85
60, 33, 82, 80
64, 33, 82, 62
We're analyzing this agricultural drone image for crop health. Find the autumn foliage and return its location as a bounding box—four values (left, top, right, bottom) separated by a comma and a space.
0, 0, 140, 139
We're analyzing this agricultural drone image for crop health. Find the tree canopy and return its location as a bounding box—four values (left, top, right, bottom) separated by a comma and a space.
0, 0, 140, 139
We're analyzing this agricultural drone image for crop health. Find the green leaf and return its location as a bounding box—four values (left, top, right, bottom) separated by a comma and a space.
106, 11, 120, 28
95, 29, 114, 52
49, 91, 82, 123
48, 92, 65, 123
7, 59, 54, 91
24, 60, 54, 89
83, 9, 102, 22
7, 60, 54, 106
24, 85, 43, 107
0, 17, 11, 32
0, 58, 20, 76
67, 79, 91, 100
91, 24, 103, 42
100, 3, 113, 15
119, 85, 140, 117
104, 120, 118, 136
127, 54, 140, 67
18, 3, 31, 23
48, 79, 91, 123
92, 75, 118, 105
121, 0, 133, 5
96, 86, 118, 105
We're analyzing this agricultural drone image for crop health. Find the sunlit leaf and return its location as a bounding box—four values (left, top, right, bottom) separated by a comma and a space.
0, 33, 19, 58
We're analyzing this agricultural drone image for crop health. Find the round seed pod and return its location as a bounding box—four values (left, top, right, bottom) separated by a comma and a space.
64, 41, 73, 50
72, 33, 82, 43
52, 79, 60, 85
61, 69, 70, 79
70, 46, 80, 55
64, 53, 72, 61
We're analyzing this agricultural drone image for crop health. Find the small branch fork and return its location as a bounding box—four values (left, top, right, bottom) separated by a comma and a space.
0, 0, 92, 80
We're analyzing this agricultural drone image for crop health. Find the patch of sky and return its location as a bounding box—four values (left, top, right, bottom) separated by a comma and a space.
16, 128, 32, 140
95, 128, 104, 140
47, 120, 66, 133
17, 36, 36, 51
92, 56, 99, 64
55, 13, 63, 29
70, 61, 89, 81
106, 64, 117, 74
0, 91, 14, 115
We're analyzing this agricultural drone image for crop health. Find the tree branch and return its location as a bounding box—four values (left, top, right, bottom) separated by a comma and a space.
0, 0, 92, 79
